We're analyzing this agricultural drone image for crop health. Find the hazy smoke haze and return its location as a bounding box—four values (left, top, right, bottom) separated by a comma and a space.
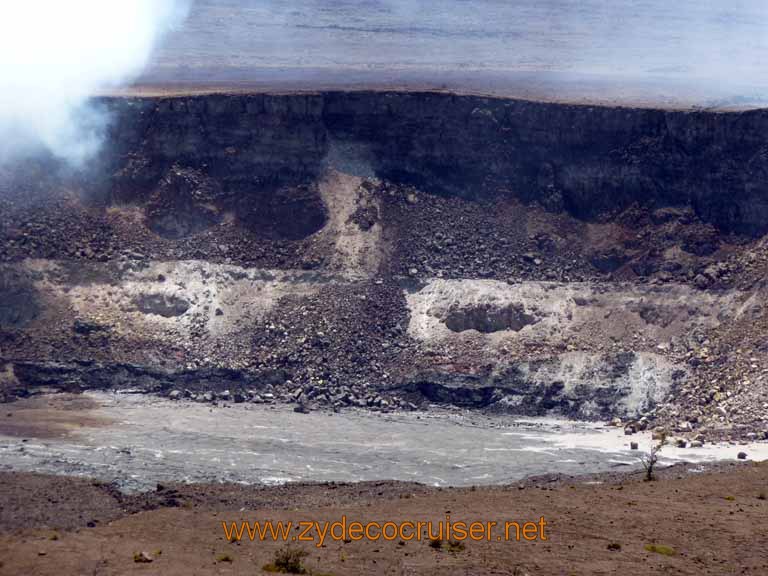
0, 0, 190, 165
146, 1, 768, 107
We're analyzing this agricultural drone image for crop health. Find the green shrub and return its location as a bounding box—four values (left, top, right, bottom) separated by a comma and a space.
644, 544, 676, 556
428, 538, 443, 550
263, 546, 309, 574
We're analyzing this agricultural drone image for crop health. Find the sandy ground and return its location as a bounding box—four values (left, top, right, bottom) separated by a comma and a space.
0, 462, 766, 575
0, 395, 112, 440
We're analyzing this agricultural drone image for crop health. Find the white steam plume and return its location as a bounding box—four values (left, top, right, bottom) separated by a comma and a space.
0, 1, 191, 165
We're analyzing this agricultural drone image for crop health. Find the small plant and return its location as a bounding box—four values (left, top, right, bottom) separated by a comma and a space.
133, 551, 153, 564
428, 538, 465, 553
644, 544, 676, 556
758, 492, 766, 500
607, 542, 622, 551
639, 434, 667, 481
216, 553, 233, 563
263, 546, 309, 574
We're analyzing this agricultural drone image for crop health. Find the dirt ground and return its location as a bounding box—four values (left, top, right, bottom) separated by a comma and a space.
0, 394, 112, 440
1, 462, 766, 576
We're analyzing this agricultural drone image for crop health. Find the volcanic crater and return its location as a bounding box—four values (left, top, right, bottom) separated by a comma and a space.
2, 90, 768, 440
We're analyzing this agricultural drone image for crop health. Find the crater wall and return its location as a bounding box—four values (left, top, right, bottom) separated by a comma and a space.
96, 92, 768, 236
3, 91, 768, 429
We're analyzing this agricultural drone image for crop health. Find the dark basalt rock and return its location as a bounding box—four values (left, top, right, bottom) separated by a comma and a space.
443, 302, 538, 334
238, 184, 328, 241
6, 361, 283, 398
393, 351, 660, 421
144, 165, 224, 239
73, 319, 110, 336
133, 294, 191, 317
72, 91, 768, 238
0, 271, 39, 329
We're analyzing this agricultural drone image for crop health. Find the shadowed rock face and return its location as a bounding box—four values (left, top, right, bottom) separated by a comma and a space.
144, 166, 223, 239
65, 91, 768, 237
0, 271, 39, 329
444, 303, 538, 333
238, 184, 328, 241
134, 294, 190, 317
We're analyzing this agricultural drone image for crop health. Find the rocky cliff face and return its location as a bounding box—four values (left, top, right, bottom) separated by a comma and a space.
101, 92, 768, 235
